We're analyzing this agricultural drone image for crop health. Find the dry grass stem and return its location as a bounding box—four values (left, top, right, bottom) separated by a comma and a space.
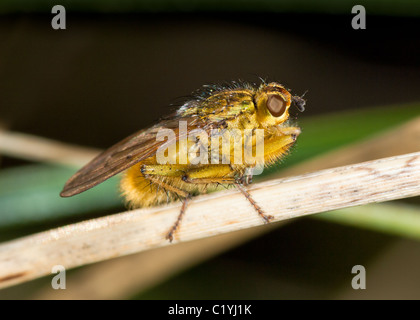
0, 151, 419, 289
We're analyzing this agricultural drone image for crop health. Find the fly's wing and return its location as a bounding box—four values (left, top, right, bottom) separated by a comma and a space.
60, 116, 198, 197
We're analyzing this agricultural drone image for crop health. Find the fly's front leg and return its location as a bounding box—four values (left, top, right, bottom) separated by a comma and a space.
264, 127, 301, 161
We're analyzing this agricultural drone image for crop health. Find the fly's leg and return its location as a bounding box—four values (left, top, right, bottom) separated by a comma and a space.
181, 165, 236, 185
141, 165, 190, 242
141, 163, 187, 177
142, 173, 188, 198
234, 181, 274, 223
182, 165, 274, 224
166, 194, 191, 242
263, 127, 301, 161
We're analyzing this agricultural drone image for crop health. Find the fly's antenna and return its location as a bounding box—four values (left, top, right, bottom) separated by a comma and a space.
258, 76, 267, 85
292, 90, 307, 112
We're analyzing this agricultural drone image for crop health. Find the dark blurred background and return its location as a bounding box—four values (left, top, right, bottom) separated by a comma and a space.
0, 0, 420, 300
1, 8, 419, 149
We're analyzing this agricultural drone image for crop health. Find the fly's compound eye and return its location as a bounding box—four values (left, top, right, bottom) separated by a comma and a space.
267, 94, 287, 117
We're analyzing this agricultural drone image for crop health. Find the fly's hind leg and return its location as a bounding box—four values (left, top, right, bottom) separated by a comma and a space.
141, 165, 190, 242
166, 194, 191, 242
